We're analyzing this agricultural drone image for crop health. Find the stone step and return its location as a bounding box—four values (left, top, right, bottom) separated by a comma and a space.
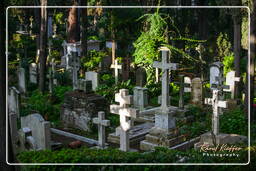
165, 135, 187, 147
145, 134, 160, 144
140, 140, 158, 151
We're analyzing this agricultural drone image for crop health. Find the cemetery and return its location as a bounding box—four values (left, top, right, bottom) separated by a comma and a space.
5, 2, 256, 169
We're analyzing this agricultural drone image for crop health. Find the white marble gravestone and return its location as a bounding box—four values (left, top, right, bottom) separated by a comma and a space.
133, 86, 148, 110
184, 76, 192, 92
29, 63, 37, 84
110, 89, 139, 151
21, 113, 51, 150
93, 111, 110, 149
85, 71, 99, 91
224, 71, 240, 99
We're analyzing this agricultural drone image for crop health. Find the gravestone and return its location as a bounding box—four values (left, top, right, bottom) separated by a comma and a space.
18, 67, 26, 94
78, 79, 93, 93
135, 67, 147, 87
29, 63, 37, 84
61, 90, 107, 132
21, 113, 51, 150
133, 86, 148, 110
210, 62, 223, 89
87, 40, 100, 51
110, 59, 122, 84
8, 87, 20, 118
176, 75, 191, 108
194, 89, 247, 149
85, 71, 99, 91
110, 89, 139, 151
140, 47, 186, 151
191, 78, 203, 106
224, 71, 240, 99
184, 76, 192, 92
93, 111, 110, 149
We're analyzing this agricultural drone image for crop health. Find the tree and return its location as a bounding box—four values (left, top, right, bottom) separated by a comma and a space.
67, 0, 80, 43
249, 0, 256, 120
81, 0, 88, 57
39, 0, 48, 92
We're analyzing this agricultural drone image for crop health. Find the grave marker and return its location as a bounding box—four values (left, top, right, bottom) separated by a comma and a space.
110, 59, 122, 84
110, 89, 139, 151
224, 71, 240, 99
93, 111, 110, 149
85, 71, 99, 91
29, 63, 37, 84
18, 67, 26, 94
191, 78, 203, 106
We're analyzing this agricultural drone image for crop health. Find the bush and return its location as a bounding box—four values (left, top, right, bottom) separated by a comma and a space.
220, 108, 247, 136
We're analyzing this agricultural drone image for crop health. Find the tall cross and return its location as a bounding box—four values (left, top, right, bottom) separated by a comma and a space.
93, 111, 110, 149
153, 47, 178, 112
205, 89, 228, 136
71, 52, 80, 90
110, 89, 139, 151
110, 59, 122, 84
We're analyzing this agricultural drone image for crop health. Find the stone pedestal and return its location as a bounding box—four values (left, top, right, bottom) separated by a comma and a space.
194, 132, 247, 150
140, 107, 187, 151
61, 90, 107, 131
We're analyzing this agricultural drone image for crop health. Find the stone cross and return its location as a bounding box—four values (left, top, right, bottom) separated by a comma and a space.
110, 59, 122, 84
224, 71, 240, 99
18, 67, 26, 94
152, 47, 178, 112
71, 52, 80, 90
93, 111, 110, 149
205, 89, 228, 136
110, 89, 139, 151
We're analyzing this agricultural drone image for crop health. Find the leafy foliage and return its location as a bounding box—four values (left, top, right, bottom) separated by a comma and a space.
81, 50, 107, 71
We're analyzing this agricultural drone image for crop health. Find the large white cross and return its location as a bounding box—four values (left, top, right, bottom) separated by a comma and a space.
153, 47, 178, 112
205, 89, 228, 135
110, 59, 122, 84
93, 111, 110, 149
110, 89, 139, 151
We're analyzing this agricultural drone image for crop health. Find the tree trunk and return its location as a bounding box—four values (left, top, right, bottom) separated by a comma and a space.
233, 16, 241, 99
39, 0, 48, 93
81, 0, 88, 57
34, 0, 41, 63
250, 0, 256, 121
67, 0, 80, 43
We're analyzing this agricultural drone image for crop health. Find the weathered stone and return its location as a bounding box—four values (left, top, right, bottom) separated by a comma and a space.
85, 71, 99, 91
110, 59, 122, 84
133, 86, 148, 110
20, 114, 51, 150
61, 90, 107, 132
136, 67, 146, 87
191, 77, 203, 106
18, 67, 26, 94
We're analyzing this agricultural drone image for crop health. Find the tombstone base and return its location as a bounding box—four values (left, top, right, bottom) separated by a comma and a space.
194, 132, 247, 150
107, 122, 154, 145
140, 127, 187, 151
